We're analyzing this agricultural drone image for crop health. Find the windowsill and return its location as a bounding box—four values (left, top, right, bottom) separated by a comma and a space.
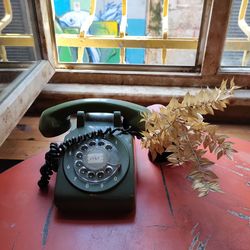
27, 83, 250, 124
39, 83, 250, 106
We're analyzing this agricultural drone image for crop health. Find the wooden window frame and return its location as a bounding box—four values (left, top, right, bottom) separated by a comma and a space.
36, 0, 250, 86
0, 0, 55, 145
2, 0, 250, 86
0, 60, 54, 145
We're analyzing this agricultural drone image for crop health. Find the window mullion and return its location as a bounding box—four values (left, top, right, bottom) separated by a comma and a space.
34, 0, 57, 67
201, 0, 233, 76
195, 0, 213, 68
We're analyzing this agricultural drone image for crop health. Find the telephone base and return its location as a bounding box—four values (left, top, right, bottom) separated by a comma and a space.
54, 155, 135, 215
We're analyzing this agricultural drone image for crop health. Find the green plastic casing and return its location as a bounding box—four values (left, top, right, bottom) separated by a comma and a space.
54, 114, 135, 215
39, 99, 149, 216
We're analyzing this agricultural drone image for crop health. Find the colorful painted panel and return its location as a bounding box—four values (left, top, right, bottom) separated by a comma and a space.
53, 0, 147, 64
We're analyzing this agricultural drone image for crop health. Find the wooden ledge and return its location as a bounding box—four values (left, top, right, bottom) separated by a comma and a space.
28, 83, 250, 124
38, 83, 250, 106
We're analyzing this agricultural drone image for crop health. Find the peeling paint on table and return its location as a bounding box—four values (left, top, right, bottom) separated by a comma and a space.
227, 210, 250, 222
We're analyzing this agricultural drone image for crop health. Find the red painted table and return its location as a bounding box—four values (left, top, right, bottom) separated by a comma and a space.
0, 137, 250, 250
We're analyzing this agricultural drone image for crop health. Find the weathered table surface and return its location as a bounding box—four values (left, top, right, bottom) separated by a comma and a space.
0, 137, 250, 250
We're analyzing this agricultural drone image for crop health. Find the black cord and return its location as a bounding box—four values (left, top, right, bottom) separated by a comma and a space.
38, 127, 136, 190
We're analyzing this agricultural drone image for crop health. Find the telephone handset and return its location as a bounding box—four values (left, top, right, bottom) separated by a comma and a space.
38, 98, 148, 215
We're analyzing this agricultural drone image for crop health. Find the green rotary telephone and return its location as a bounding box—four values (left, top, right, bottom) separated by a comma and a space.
38, 98, 149, 215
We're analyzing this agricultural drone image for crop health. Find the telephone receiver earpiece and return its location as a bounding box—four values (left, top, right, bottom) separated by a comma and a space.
39, 98, 149, 137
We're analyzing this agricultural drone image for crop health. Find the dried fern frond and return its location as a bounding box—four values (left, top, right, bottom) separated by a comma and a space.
141, 79, 239, 197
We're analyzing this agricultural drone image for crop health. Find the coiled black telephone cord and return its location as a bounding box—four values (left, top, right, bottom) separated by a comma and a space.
38, 127, 137, 190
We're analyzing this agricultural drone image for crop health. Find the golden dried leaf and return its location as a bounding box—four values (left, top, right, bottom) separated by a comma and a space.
225, 150, 234, 160
203, 170, 218, 179
198, 191, 209, 197
200, 158, 214, 166
217, 135, 229, 144
220, 79, 228, 91
203, 135, 211, 149
150, 150, 157, 161
205, 105, 214, 115
217, 150, 224, 160
209, 143, 216, 153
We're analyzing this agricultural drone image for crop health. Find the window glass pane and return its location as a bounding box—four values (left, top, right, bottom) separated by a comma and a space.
0, 0, 40, 102
0, 0, 38, 62
145, 49, 196, 65
52, 0, 204, 66
221, 0, 250, 67
165, 49, 197, 66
